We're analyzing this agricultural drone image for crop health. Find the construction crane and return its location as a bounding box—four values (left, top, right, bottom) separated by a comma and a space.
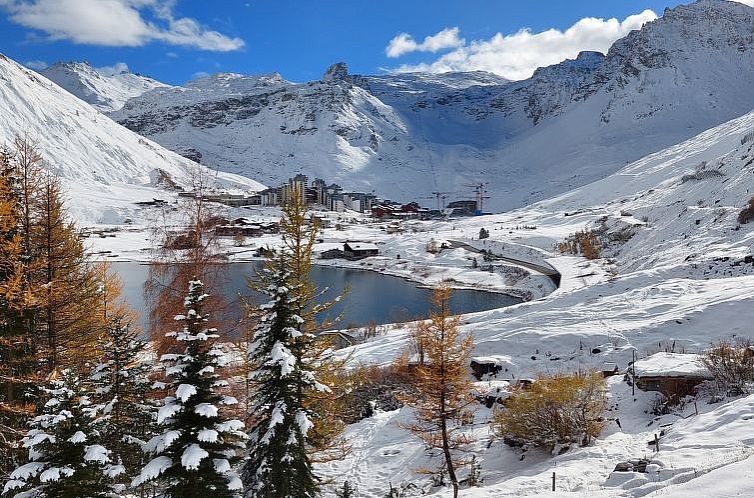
462, 183, 491, 214
431, 191, 452, 210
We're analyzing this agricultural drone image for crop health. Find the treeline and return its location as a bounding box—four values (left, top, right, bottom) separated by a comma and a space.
0, 137, 122, 476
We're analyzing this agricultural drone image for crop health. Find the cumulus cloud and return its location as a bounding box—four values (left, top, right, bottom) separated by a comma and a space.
96, 61, 130, 75
0, 0, 244, 51
388, 10, 657, 80
386, 27, 464, 58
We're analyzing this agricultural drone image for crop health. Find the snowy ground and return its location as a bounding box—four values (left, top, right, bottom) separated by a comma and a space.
82, 105, 754, 498
313, 108, 754, 496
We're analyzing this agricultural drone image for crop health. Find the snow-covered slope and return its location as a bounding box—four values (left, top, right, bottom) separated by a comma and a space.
315, 82, 754, 497
41, 61, 169, 112
111, 0, 754, 211
0, 54, 264, 224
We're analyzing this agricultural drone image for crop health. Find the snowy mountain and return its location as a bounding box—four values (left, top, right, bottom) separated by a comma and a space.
0, 54, 263, 223
41, 61, 169, 112
318, 75, 754, 498
110, 0, 754, 211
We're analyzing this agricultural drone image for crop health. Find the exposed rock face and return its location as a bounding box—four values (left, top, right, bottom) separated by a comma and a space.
323, 62, 349, 82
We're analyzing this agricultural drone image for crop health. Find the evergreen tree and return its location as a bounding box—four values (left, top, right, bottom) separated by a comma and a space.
134, 280, 245, 498
243, 255, 323, 497
2, 369, 120, 498
243, 192, 349, 497
335, 480, 356, 498
90, 318, 156, 490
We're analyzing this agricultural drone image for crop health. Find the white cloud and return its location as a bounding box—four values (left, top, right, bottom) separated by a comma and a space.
386, 27, 464, 58
388, 10, 657, 80
24, 59, 48, 70
0, 0, 244, 51
96, 61, 130, 75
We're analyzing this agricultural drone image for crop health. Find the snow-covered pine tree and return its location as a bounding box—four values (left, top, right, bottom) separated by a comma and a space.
242, 253, 324, 498
133, 279, 245, 498
90, 318, 156, 491
2, 369, 121, 498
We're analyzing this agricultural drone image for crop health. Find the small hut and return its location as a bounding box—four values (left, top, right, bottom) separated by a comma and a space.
632, 352, 712, 400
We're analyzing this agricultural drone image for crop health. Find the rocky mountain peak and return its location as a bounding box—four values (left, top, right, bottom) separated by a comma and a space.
323, 62, 349, 82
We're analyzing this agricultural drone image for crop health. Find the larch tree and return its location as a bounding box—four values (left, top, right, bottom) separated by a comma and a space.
134, 280, 245, 498
401, 286, 474, 498
34, 171, 103, 370
0, 146, 39, 478
276, 192, 348, 461
3, 369, 121, 498
145, 164, 232, 355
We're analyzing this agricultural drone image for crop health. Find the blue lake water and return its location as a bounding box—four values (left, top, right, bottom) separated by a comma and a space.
112, 261, 521, 332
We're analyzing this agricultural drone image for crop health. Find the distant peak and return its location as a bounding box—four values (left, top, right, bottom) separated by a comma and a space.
323, 62, 348, 81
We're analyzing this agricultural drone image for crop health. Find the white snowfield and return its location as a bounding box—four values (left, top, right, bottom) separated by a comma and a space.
315, 98, 754, 496
41, 61, 170, 113
0, 54, 264, 225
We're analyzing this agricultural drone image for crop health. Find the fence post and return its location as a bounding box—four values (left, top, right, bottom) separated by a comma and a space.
654, 433, 660, 453
552, 471, 555, 491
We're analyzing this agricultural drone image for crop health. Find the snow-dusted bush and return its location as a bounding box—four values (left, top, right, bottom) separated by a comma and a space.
494, 372, 607, 452
699, 338, 754, 396
557, 229, 601, 259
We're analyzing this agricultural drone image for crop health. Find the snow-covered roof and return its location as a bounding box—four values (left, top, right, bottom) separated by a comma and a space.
633, 353, 712, 378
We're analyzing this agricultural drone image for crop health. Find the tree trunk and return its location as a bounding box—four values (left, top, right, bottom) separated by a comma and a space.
440, 414, 459, 498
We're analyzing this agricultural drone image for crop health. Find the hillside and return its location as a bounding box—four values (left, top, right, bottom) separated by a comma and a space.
110, 0, 754, 211
42, 61, 169, 112
314, 84, 754, 497
0, 54, 264, 224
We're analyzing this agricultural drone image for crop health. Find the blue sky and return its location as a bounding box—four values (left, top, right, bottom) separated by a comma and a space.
0, 0, 693, 84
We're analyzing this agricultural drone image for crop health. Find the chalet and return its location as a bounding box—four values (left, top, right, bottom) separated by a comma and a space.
318, 330, 360, 349
601, 362, 620, 377
632, 352, 713, 400
343, 242, 379, 259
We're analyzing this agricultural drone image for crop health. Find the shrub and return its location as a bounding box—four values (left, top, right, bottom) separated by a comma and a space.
557, 229, 601, 259
478, 227, 489, 239
494, 372, 607, 451
699, 338, 754, 395
738, 197, 754, 225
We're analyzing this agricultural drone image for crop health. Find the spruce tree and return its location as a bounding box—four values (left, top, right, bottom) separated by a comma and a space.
90, 318, 156, 490
134, 280, 245, 498
2, 369, 120, 498
243, 254, 322, 498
